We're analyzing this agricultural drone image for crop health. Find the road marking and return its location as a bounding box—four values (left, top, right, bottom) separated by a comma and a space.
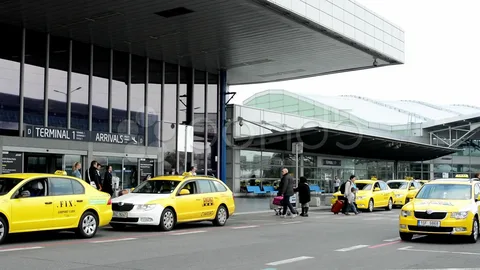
265, 256, 314, 266
0, 246, 44, 252
335, 245, 369, 252
383, 237, 401, 242
170, 230, 206, 236
231, 225, 259, 230
398, 246, 480, 256
91, 237, 137, 243
281, 221, 303, 225
363, 217, 384, 221
368, 241, 400, 249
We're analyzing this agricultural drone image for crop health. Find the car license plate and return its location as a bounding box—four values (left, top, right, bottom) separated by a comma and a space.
418, 220, 440, 227
113, 211, 128, 218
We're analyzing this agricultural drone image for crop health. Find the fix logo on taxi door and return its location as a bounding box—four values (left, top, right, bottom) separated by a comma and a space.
203, 197, 214, 207
57, 200, 77, 214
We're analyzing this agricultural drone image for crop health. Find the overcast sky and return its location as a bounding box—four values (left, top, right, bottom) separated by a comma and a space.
230, 0, 480, 106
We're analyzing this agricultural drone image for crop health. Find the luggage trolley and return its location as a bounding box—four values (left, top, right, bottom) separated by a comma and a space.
270, 195, 296, 216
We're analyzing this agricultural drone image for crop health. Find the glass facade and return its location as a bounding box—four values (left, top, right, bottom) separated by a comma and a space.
0, 22, 219, 175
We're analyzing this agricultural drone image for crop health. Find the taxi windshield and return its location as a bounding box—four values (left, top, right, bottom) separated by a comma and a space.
387, 182, 408, 190
355, 183, 372, 190
0, 178, 23, 195
132, 180, 181, 194
416, 184, 472, 200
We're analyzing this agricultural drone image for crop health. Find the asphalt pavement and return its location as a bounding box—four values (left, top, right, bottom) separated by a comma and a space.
1, 208, 480, 270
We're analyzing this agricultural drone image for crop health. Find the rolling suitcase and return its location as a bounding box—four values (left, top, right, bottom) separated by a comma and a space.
331, 199, 344, 214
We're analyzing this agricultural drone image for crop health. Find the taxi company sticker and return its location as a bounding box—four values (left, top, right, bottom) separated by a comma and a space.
89, 199, 107, 205
415, 201, 454, 206
56, 200, 77, 215
203, 197, 214, 207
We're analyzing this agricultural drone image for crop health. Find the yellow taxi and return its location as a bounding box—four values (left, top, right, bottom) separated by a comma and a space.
110, 175, 235, 231
399, 179, 480, 243
0, 171, 113, 244
387, 179, 422, 207
405, 180, 429, 204
330, 179, 395, 212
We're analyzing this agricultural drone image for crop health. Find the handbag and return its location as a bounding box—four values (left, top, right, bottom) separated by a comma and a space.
272, 196, 284, 206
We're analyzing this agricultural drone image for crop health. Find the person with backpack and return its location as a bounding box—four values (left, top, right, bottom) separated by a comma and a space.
339, 175, 356, 215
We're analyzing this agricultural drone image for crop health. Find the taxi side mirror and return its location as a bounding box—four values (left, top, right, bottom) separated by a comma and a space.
374, 187, 380, 191
179, 189, 190, 195
476, 194, 480, 202
409, 186, 415, 190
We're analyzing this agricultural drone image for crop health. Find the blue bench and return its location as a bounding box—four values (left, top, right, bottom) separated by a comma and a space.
309, 185, 324, 193
246, 186, 267, 194
262, 186, 276, 194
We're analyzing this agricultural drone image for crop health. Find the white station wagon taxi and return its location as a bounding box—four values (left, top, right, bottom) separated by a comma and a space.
110, 175, 235, 231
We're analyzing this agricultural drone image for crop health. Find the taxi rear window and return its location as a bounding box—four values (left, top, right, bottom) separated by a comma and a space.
132, 180, 180, 194
0, 178, 23, 195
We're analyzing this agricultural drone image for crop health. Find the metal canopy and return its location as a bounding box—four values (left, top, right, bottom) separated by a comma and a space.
234, 127, 457, 161
0, 0, 400, 85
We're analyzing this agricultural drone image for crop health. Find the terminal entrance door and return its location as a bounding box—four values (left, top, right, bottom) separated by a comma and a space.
24, 153, 63, 173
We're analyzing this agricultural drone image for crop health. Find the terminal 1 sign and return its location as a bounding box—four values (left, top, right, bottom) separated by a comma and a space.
25, 125, 144, 146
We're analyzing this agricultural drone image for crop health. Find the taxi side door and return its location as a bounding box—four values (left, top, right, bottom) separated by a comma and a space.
49, 177, 87, 228
379, 181, 389, 205
196, 179, 218, 220
10, 178, 54, 232
372, 182, 384, 206
174, 180, 204, 222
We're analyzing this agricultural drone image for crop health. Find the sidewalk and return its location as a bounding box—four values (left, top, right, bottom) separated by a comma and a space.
234, 197, 331, 214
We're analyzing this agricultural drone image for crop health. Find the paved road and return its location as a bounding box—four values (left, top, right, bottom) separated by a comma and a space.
1, 208, 479, 270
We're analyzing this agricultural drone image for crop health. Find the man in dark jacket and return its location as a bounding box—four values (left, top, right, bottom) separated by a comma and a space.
295, 176, 311, 217
86, 160, 101, 190
279, 168, 298, 218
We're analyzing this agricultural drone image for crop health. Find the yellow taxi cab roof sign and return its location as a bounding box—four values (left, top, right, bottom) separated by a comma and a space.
405, 177, 413, 180
54, 170, 67, 175
455, 174, 469, 178
370, 177, 377, 180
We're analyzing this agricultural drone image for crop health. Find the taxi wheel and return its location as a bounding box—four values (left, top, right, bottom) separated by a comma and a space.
213, 205, 228, 226
399, 232, 413, 241
385, 198, 393, 211
467, 217, 479, 243
0, 216, 8, 244
76, 211, 98, 239
159, 208, 176, 231
367, 199, 374, 212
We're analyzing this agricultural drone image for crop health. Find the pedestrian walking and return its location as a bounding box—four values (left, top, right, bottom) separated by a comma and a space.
334, 176, 340, 192
278, 168, 298, 218
340, 175, 356, 215
295, 176, 311, 217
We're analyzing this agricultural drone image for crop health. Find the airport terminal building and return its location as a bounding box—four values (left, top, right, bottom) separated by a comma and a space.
0, 0, 410, 190
226, 90, 480, 192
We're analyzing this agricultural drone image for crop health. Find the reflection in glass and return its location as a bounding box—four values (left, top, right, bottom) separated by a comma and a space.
147, 59, 162, 147
0, 23, 22, 135
92, 46, 110, 132
193, 70, 206, 171
70, 41, 90, 130
130, 55, 146, 135
48, 35, 70, 128
112, 51, 128, 133
24, 30, 46, 127
207, 73, 218, 173
178, 67, 188, 173
163, 63, 178, 174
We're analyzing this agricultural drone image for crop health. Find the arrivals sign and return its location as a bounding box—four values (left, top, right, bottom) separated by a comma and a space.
25, 125, 144, 145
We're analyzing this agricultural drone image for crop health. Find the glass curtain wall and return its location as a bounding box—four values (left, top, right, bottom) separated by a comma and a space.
0, 22, 218, 179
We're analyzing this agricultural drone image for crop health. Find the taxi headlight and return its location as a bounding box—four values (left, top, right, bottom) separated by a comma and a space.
136, 204, 156, 211
356, 196, 365, 200
401, 210, 411, 217
395, 194, 403, 198
451, 211, 468, 219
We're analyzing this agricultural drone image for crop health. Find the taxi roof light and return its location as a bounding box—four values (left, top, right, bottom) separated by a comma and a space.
455, 174, 469, 178
54, 170, 67, 176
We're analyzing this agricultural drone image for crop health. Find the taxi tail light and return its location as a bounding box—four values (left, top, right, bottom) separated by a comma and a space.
107, 198, 112, 205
